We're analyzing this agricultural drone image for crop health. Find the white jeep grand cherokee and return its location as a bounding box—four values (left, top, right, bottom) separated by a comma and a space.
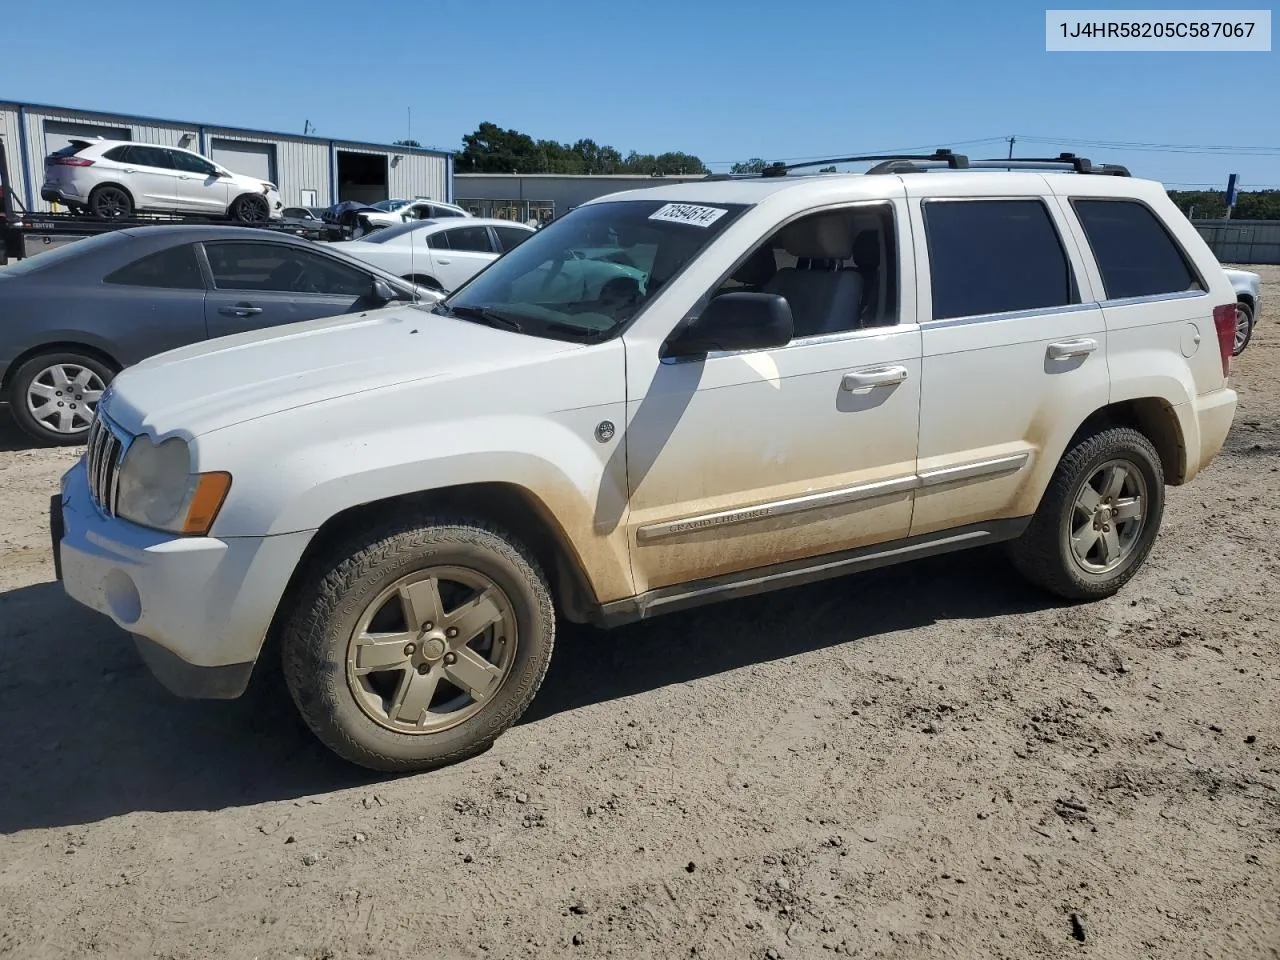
52, 151, 1239, 772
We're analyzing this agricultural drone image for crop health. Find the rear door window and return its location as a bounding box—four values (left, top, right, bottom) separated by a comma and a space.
443, 226, 496, 253
1071, 199, 1203, 300
128, 146, 175, 169
494, 226, 534, 252
923, 198, 1077, 320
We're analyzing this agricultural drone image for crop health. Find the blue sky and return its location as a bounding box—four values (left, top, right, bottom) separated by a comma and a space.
4, 0, 1277, 188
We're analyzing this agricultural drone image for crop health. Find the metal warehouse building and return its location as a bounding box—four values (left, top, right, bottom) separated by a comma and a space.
0, 100, 453, 213
455, 173, 706, 221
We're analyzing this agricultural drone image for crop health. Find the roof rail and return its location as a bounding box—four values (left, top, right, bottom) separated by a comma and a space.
762, 149, 969, 177
874, 152, 1130, 177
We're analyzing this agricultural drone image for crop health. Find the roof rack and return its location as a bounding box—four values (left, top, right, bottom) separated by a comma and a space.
704, 149, 1130, 180
763, 149, 969, 177
871, 152, 1130, 177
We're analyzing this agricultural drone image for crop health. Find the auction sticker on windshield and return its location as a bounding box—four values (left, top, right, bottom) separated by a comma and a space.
648, 203, 729, 227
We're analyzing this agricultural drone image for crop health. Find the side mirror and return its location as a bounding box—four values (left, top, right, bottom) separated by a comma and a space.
663, 291, 794, 358
370, 278, 399, 303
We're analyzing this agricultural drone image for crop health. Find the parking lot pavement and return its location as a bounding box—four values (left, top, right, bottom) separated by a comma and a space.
0, 267, 1276, 959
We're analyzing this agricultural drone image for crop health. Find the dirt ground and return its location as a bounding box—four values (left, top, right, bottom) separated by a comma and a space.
1, 268, 1277, 960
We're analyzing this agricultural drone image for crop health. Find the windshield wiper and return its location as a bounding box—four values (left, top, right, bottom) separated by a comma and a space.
439, 304, 523, 332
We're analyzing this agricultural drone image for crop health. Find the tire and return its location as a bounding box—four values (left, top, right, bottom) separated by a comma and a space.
230, 194, 270, 223
88, 185, 134, 220
1007, 426, 1165, 601
8, 351, 115, 446
280, 513, 555, 772
1232, 299, 1255, 356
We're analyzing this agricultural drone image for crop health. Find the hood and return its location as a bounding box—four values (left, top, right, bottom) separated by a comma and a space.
103, 305, 578, 439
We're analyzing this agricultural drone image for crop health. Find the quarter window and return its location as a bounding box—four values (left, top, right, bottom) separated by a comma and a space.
1071, 199, 1202, 300
103, 244, 204, 290
923, 199, 1076, 321
204, 242, 372, 296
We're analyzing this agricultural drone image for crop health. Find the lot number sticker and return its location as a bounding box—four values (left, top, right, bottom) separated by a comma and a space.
648, 203, 729, 227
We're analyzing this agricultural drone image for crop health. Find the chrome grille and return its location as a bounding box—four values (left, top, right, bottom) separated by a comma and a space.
85, 414, 127, 515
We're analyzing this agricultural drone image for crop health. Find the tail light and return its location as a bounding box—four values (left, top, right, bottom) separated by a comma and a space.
1212, 303, 1237, 377
50, 156, 95, 167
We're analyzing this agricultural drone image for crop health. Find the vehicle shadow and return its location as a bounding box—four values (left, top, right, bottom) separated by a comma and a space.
0, 548, 1057, 835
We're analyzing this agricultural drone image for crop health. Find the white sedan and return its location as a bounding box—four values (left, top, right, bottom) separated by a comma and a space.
327, 218, 535, 293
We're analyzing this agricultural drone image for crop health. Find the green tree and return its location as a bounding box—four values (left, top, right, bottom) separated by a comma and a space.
456, 123, 705, 175
393, 139, 422, 148
818, 165, 837, 173
731, 158, 767, 174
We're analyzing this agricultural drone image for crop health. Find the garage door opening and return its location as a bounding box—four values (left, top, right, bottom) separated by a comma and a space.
337, 151, 388, 204
210, 139, 278, 185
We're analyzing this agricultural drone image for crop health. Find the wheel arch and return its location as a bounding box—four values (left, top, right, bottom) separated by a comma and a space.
88, 181, 135, 202
269, 482, 602, 637
1068, 397, 1188, 485
0, 341, 122, 400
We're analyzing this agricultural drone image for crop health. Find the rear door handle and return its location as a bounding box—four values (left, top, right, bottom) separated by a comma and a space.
436, 258, 452, 264
1047, 338, 1098, 360
219, 304, 263, 317
841, 365, 908, 391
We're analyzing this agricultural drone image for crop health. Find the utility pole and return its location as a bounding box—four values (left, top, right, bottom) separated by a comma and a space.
407, 106, 412, 146
1007, 135, 1016, 159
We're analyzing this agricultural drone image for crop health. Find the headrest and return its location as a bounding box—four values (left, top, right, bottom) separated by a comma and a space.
778, 214, 855, 261
852, 230, 881, 268
730, 245, 777, 286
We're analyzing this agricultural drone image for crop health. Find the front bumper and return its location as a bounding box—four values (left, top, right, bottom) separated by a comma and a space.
53, 459, 315, 699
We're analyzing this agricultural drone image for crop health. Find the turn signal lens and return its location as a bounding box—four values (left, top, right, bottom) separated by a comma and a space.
182, 472, 232, 535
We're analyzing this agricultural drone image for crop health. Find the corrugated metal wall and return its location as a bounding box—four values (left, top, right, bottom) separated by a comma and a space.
1193, 219, 1280, 265
4, 104, 451, 213
383, 147, 449, 203
0, 105, 25, 207
206, 128, 331, 207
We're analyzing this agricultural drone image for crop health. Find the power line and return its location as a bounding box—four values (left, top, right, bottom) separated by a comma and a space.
704, 136, 1010, 168
1015, 135, 1280, 156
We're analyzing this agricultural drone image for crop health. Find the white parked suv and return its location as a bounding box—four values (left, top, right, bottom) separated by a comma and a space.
52, 151, 1239, 772
329, 218, 535, 292
42, 138, 284, 222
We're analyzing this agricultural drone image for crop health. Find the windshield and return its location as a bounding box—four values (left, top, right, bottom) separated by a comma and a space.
359, 220, 438, 244
442, 199, 748, 340
371, 199, 410, 212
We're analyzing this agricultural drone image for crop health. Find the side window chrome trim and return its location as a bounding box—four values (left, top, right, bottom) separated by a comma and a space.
1097, 289, 1208, 309
920, 301, 1099, 328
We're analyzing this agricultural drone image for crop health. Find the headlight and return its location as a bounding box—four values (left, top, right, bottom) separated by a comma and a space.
115, 435, 232, 536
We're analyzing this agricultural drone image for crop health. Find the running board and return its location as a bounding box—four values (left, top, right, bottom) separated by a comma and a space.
593, 518, 1030, 628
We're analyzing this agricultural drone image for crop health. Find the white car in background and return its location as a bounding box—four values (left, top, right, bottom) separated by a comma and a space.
1223, 267, 1262, 355
42, 138, 283, 222
329, 218, 534, 292
357, 198, 473, 232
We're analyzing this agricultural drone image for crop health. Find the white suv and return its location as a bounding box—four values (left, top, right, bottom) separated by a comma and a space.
52, 151, 1239, 772
42, 138, 283, 222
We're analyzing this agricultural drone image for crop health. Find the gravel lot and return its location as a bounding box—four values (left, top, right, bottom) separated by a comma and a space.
1, 267, 1277, 960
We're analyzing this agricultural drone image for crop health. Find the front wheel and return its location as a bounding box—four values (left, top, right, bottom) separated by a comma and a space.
230, 194, 270, 223
8, 351, 114, 446
280, 513, 555, 772
1007, 427, 1165, 601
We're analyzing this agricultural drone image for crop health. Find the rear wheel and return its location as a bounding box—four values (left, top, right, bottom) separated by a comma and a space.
1007, 427, 1165, 601
1233, 299, 1255, 356
88, 185, 133, 220
8, 351, 114, 446
280, 513, 555, 772
230, 194, 270, 223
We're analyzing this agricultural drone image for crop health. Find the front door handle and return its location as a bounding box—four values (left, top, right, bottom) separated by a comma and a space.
436, 258, 452, 264
219, 304, 263, 318
1047, 338, 1098, 360
841, 365, 909, 391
